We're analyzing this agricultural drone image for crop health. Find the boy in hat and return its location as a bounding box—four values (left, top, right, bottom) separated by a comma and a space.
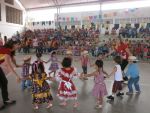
21, 56, 32, 91
65, 50, 73, 61
80, 50, 91, 80
125, 56, 141, 95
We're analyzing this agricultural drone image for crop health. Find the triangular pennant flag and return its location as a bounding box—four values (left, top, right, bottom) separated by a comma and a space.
42, 21, 45, 25
49, 21, 51, 25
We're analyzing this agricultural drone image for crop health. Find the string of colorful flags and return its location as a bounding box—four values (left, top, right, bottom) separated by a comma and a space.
27, 21, 54, 26
57, 8, 139, 22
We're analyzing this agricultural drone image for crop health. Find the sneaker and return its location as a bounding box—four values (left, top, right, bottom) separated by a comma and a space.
135, 91, 141, 94
107, 95, 114, 100
34, 106, 39, 110
126, 92, 133, 95
0, 104, 5, 111
116, 92, 124, 97
4, 100, 16, 105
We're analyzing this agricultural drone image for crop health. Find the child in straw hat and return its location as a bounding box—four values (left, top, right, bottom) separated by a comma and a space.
80, 50, 91, 80
125, 56, 141, 95
21, 56, 32, 91
66, 50, 73, 59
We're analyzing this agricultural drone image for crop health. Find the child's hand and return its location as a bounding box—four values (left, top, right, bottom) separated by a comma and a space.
49, 77, 55, 81
90, 64, 94, 67
16, 76, 21, 83
79, 73, 84, 79
107, 75, 111, 78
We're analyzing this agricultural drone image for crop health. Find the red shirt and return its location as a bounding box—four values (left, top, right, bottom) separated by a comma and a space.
0, 48, 11, 64
116, 43, 129, 60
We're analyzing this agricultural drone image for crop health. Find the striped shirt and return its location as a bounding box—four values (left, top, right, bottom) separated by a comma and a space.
21, 63, 30, 77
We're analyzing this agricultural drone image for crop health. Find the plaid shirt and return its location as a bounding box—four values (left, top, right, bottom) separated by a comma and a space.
21, 63, 30, 77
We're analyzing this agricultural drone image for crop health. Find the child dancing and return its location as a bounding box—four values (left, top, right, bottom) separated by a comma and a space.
50, 57, 80, 108
107, 56, 124, 100
30, 53, 53, 109
85, 60, 108, 109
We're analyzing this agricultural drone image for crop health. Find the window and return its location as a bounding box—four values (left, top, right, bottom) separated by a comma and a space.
6, 6, 23, 25
0, 4, 1, 21
5, 0, 14, 5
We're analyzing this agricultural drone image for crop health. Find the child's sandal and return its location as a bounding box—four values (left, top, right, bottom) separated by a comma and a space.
73, 102, 79, 108
46, 103, 53, 108
59, 102, 67, 106
34, 106, 39, 110
95, 105, 102, 109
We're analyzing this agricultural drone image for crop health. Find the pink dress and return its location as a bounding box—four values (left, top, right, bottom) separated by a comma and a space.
92, 70, 107, 98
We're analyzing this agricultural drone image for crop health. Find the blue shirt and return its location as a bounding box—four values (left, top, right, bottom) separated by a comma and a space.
126, 63, 139, 78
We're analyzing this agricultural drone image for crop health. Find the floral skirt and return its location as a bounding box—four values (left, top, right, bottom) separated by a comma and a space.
32, 81, 53, 104
57, 81, 77, 101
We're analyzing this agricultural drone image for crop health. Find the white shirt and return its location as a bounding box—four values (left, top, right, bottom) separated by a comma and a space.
114, 65, 123, 81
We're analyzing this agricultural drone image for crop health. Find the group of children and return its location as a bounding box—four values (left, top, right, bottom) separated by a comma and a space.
20, 50, 141, 109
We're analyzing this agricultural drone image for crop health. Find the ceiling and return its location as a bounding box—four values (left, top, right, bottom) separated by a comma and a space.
19, 0, 121, 10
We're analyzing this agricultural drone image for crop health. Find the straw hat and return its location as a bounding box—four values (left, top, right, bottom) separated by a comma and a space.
128, 56, 139, 61
23, 55, 31, 61
66, 50, 73, 55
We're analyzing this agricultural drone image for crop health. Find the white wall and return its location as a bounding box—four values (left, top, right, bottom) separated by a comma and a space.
0, 0, 26, 38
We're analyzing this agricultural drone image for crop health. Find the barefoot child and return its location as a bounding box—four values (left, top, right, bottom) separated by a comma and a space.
85, 60, 108, 109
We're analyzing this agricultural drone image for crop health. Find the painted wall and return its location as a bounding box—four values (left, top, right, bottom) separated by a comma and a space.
0, 0, 26, 38
55, 7, 150, 34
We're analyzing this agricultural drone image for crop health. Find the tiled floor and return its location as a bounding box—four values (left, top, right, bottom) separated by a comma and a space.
0, 54, 150, 113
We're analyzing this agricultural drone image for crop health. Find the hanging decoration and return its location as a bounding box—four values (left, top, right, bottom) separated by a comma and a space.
99, 14, 102, 19
32, 22, 35, 26
66, 17, 70, 22
113, 12, 117, 16
104, 14, 107, 18
75, 17, 78, 21
42, 21, 45, 25
71, 17, 74, 22
63, 17, 65, 21
49, 21, 51, 25
89, 16, 93, 20
94, 15, 97, 20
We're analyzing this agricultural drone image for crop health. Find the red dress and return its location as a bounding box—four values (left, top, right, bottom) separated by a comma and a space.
56, 67, 79, 101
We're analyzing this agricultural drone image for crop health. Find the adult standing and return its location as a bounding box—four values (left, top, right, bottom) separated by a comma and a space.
0, 37, 3, 47
114, 38, 132, 80
0, 40, 21, 110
